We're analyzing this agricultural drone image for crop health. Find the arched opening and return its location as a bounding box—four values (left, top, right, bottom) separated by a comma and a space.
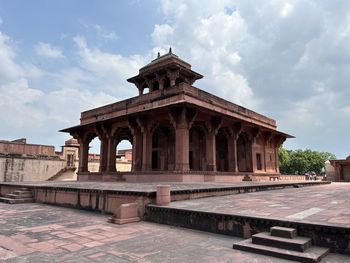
152, 81, 159, 91
237, 132, 253, 172
116, 139, 133, 172
164, 77, 170, 89
175, 77, 184, 85
88, 136, 100, 172
152, 124, 175, 170
115, 127, 133, 172
216, 129, 228, 172
189, 126, 206, 170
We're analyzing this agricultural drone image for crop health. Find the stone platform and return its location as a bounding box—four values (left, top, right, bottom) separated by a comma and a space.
77, 171, 306, 183
146, 182, 350, 254
0, 181, 327, 217
1, 202, 349, 262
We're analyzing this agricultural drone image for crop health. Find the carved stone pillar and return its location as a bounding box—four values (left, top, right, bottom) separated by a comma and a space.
274, 135, 286, 173
78, 140, 90, 173
206, 133, 216, 171
74, 132, 95, 173
263, 132, 273, 172
128, 118, 143, 172
227, 139, 235, 172
133, 130, 143, 171
96, 126, 109, 173
169, 108, 196, 172
204, 117, 222, 171
106, 136, 117, 172
145, 79, 154, 92
135, 81, 144, 96
249, 127, 260, 173
226, 123, 242, 172
233, 137, 239, 172
156, 73, 165, 90
167, 69, 179, 87
137, 117, 152, 171
142, 131, 152, 171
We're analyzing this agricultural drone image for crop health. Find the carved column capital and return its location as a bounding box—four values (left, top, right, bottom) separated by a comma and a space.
166, 69, 180, 80
204, 117, 222, 136
145, 78, 154, 92
167, 69, 180, 86
169, 108, 196, 130
135, 80, 145, 95
155, 73, 166, 90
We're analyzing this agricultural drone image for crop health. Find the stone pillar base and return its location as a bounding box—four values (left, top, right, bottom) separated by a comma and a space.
108, 203, 140, 225
156, 185, 171, 205
108, 217, 140, 224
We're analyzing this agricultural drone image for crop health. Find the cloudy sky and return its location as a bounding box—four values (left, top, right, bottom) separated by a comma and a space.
0, 0, 349, 158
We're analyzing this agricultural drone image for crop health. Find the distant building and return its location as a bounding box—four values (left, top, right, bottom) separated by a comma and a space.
0, 138, 131, 182
327, 156, 350, 181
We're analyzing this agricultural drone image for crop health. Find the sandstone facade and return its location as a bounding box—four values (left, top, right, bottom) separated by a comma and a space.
62, 50, 293, 182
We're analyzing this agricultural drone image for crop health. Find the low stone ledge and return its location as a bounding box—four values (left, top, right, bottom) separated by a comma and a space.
145, 205, 350, 254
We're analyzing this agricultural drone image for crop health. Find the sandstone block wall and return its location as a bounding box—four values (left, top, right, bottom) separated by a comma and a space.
0, 156, 66, 182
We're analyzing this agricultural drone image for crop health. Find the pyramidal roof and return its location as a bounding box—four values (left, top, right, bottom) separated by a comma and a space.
140, 50, 191, 72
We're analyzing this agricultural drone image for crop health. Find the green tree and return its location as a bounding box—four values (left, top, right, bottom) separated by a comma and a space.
279, 148, 336, 175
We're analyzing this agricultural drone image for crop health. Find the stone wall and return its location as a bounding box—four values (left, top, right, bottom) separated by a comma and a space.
0, 155, 66, 182
0, 155, 132, 182
325, 160, 335, 181
0, 140, 55, 156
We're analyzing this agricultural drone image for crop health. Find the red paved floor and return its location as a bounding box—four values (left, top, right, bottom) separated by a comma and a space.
165, 182, 350, 227
0, 199, 348, 262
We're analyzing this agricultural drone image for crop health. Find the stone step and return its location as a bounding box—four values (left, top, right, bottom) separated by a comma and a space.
271, 226, 297, 239
252, 232, 312, 252
233, 238, 329, 263
0, 197, 34, 204
6, 193, 33, 199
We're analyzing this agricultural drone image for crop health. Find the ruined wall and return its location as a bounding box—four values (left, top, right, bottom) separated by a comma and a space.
0, 141, 55, 156
0, 156, 66, 182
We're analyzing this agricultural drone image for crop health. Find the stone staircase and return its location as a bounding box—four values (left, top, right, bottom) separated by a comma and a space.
47, 166, 76, 181
0, 188, 34, 204
233, 226, 329, 263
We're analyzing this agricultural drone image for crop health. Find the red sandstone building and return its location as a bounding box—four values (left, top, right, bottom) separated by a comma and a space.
61, 50, 293, 182
329, 156, 350, 181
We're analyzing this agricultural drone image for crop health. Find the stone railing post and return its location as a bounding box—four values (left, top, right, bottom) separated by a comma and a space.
156, 185, 171, 205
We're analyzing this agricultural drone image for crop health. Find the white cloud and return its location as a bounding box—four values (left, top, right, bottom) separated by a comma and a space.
93, 24, 118, 40
0, 79, 44, 129
0, 32, 23, 82
280, 2, 294, 17
152, 24, 174, 46
0, 31, 128, 146
72, 35, 147, 98
35, 42, 64, 58
0, 32, 41, 84
152, 4, 254, 107
154, 0, 350, 158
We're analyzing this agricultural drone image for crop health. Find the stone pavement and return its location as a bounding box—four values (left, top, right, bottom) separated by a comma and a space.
164, 182, 350, 227
0, 202, 347, 262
